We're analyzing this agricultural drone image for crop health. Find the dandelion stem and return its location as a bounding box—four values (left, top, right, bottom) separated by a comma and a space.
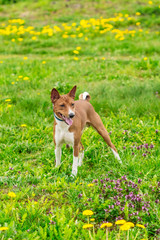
89, 230, 93, 240
106, 228, 108, 240
133, 230, 139, 240
116, 228, 121, 240
127, 230, 129, 240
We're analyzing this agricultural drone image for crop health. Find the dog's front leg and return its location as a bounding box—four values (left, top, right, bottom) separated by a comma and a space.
55, 146, 62, 167
71, 144, 79, 176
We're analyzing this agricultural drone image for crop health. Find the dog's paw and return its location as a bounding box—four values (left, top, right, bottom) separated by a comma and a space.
71, 169, 77, 177
55, 163, 61, 168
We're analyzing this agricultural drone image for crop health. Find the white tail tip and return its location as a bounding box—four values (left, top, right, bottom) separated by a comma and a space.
79, 92, 90, 101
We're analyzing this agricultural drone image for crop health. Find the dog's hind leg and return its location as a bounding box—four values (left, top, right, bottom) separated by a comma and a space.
89, 111, 121, 163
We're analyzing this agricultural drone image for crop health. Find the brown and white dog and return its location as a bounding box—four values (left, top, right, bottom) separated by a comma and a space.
51, 86, 121, 176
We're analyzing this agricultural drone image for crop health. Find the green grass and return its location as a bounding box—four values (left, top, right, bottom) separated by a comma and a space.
0, 0, 160, 239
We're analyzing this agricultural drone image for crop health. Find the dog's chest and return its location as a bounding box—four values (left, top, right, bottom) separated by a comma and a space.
55, 121, 74, 146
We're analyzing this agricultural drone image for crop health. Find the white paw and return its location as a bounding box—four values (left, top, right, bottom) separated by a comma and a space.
111, 149, 122, 164
55, 163, 61, 167
71, 169, 77, 176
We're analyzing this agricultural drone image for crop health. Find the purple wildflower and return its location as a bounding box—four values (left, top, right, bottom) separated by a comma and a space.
150, 144, 154, 149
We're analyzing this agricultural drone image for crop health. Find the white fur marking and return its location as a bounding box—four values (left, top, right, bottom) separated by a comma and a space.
71, 156, 79, 176
78, 151, 84, 166
55, 120, 74, 146
55, 147, 61, 167
54, 120, 74, 169
111, 149, 122, 163
68, 108, 74, 115
83, 92, 89, 100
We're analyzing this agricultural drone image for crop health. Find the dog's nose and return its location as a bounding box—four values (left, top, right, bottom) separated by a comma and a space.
69, 113, 75, 118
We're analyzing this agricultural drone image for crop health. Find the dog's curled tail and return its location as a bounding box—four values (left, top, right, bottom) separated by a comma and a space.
79, 92, 91, 102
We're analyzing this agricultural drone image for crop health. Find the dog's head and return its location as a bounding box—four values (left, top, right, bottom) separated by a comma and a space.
51, 86, 76, 126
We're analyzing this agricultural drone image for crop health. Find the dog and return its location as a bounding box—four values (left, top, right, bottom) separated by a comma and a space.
51, 86, 121, 176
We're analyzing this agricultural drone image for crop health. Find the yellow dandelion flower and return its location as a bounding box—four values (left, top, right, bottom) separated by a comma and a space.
62, 34, 69, 38
11, 82, 15, 85
11, 39, 15, 42
7, 105, 12, 108
125, 14, 129, 18
74, 57, 79, 61
34, 201, 38, 204
115, 219, 126, 225
90, 218, 95, 222
0, 227, 9, 231
73, 50, 79, 54
72, 23, 76, 27
76, 46, 81, 50
8, 192, 16, 198
0, 61, 3, 64
23, 57, 28, 60
21, 124, 27, 127
119, 37, 125, 41
101, 57, 106, 60
23, 77, 29, 80
124, 222, 135, 227
144, 57, 148, 61
18, 38, 23, 42
37, 93, 40, 95
87, 183, 94, 187
136, 224, 145, 229
32, 36, 37, 40
139, 29, 143, 32
136, 12, 141, 16
120, 224, 131, 231
70, 34, 76, 38
130, 118, 133, 120
78, 33, 83, 38
83, 224, 93, 229
100, 223, 113, 228
42, 61, 46, 64
136, 22, 141, 26
5, 99, 11, 102
85, 37, 88, 41
148, 1, 152, 4
18, 75, 23, 78
83, 210, 94, 216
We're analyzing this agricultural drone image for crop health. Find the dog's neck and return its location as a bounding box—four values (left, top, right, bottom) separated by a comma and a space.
54, 112, 64, 122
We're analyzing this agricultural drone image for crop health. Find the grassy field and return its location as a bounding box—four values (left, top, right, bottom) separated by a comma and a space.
0, 0, 160, 239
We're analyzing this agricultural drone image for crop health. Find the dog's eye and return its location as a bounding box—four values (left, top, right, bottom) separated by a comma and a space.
71, 103, 74, 107
60, 104, 65, 107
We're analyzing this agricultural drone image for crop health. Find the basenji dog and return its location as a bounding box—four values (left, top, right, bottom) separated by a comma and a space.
51, 86, 121, 176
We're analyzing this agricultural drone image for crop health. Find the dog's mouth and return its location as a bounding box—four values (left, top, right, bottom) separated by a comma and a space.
58, 113, 73, 126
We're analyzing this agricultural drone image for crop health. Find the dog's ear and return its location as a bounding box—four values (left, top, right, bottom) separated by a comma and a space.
68, 85, 77, 99
51, 88, 60, 103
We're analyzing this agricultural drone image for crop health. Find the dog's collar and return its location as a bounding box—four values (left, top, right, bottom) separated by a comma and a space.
54, 113, 64, 122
